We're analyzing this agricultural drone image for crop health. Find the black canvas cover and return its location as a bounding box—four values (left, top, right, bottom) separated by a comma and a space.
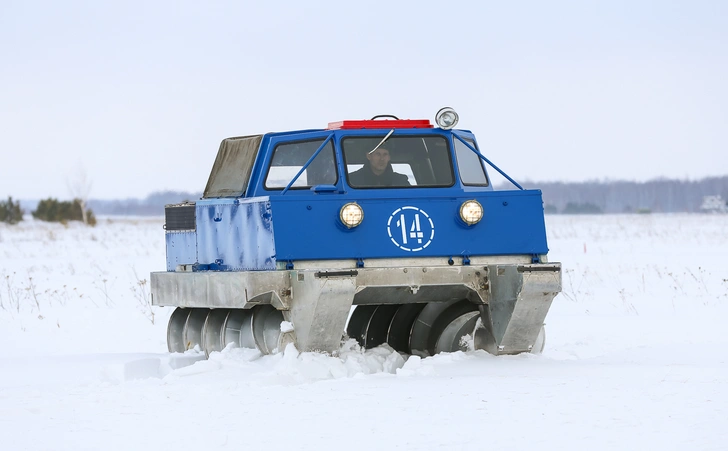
203, 135, 263, 198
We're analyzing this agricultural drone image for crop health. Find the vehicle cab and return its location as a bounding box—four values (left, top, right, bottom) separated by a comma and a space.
178, 108, 550, 271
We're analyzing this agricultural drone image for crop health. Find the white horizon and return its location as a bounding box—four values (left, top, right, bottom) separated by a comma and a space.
2, 1, 727, 199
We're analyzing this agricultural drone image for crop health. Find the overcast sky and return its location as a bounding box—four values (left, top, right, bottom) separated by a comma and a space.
1, 0, 726, 199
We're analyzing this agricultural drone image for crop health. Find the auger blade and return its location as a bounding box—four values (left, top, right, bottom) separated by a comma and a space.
409, 300, 460, 357
167, 307, 190, 353
433, 311, 480, 354
386, 303, 426, 353
425, 300, 480, 355
183, 308, 209, 351
252, 305, 284, 354
202, 309, 229, 357
222, 309, 256, 350
364, 304, 400, 349
346, 305, 378, 347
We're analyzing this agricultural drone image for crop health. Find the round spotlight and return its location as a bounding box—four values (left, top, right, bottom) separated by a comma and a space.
435, 107, 459, 129
340, 202, 364, 228
459, 200, 483, 225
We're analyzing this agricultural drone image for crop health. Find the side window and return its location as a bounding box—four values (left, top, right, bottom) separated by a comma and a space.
265, 139, 337, 189
454, 138, 489, 186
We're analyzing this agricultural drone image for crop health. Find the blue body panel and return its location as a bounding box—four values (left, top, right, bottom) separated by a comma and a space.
195, 198, 276, 271
269, 190, 547, 261
164, 126, 551, 271
165, 231, 197, 271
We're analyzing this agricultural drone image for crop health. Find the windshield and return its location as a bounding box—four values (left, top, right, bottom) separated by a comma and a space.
342, 135, 454, 188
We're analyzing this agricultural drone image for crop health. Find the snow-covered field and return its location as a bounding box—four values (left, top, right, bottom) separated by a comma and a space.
1, 214, 726, 450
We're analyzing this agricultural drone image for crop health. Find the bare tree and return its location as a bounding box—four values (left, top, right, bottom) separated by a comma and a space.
67, 163, 93, 225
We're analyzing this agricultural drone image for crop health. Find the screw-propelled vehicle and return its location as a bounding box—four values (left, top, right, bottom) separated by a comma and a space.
150, 108, 562, 357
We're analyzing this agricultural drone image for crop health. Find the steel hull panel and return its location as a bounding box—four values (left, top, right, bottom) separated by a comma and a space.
152, 262, 561, 355
151, 271, 290, 309
151, 265, 491, 308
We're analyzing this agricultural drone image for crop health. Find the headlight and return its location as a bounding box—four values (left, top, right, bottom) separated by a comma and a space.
435, 107, 459, 129
459, 200, 483, 225
340, 202, 364, 228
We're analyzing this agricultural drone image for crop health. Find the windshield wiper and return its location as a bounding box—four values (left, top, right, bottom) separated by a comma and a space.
368, 129, 394, 154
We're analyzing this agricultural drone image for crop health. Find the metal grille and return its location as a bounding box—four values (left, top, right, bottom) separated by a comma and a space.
165, 203, 196, 231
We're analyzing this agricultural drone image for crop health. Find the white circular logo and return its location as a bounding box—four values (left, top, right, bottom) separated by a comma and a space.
387, 206, 435, 252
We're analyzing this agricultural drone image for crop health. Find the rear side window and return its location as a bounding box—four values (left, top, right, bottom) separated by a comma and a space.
454, 138, 489, 186
265, 139, 337, 189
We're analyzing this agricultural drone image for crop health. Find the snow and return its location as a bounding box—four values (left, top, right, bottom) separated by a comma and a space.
1, 214, 727, 450
280, 320, 294, 333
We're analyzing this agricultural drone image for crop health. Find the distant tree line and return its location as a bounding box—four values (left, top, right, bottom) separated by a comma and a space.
500, 176, 728, 214
16, 191, 199, 219
33, 198, 97, 225
9, 177, 728, 219
0, 197, 23, 224
87, 191, 202, 216
1, 197, 97, 226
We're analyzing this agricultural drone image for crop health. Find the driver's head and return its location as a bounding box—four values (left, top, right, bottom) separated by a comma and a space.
367, 147, 391, 175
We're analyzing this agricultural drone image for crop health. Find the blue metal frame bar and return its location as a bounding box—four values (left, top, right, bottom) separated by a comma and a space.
452, 132, 523, 190
281, 133, 335, 195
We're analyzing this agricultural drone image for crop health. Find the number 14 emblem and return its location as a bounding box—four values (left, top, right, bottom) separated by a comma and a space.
386, 206, 435, 252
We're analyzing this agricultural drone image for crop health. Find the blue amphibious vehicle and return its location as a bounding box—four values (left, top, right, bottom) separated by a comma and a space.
150, 108, 562, 357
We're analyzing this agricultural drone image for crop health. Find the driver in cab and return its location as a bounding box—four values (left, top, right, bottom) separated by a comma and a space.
348, 147, 410, 187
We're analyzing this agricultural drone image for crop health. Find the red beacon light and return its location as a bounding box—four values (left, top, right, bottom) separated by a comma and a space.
327, 114, 433, 130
